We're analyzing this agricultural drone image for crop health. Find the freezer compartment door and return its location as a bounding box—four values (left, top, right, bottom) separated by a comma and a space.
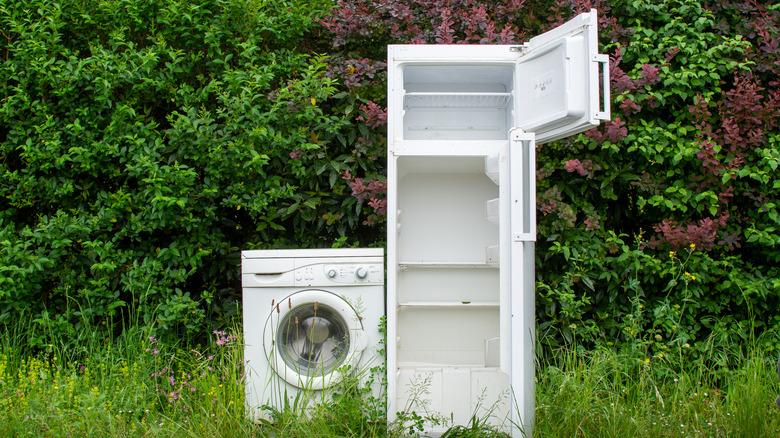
515, 9, 610, 144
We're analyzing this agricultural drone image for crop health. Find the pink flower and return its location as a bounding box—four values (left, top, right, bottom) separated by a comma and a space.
564, 159, 586, 176
584, 216, 600, 231
652, 213, 730, 250
604, 117, 628, 143
289, 150, 302, 160
213, 330, 236, 347
368, 197, 387, 215
564, 159, 595, 177
585, 128, 605, 142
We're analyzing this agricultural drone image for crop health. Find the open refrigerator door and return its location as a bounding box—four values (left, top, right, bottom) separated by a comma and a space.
515, 9, 610, 144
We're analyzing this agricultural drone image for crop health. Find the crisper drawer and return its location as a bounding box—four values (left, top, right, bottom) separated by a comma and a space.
395, 366, 511, 433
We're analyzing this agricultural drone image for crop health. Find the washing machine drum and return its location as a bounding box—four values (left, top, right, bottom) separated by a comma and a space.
264, 289, 368, 390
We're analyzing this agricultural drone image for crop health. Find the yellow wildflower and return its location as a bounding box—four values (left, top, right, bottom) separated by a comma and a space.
689, 243, 696, 250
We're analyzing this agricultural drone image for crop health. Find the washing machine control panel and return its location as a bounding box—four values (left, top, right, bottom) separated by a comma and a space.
321, 264, 383, 284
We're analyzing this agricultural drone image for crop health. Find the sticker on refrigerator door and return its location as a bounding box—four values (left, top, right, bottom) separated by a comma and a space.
532, 71, 555, 98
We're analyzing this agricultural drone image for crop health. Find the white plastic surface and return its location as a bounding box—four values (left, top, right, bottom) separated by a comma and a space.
241, 251, 384, 421
397, 306, 500, 366
401, 65, 514, 141
397, 158, 498, 264
397, 267, 498, 303
387, 12, 611, 433
510, 132, 536, 242
515, 9, 609, 143
485, 152, 500, 185
405, 92, 511, 109
486, 198, 500, 224
391, 151, 508, 432
396, 367, 510, 433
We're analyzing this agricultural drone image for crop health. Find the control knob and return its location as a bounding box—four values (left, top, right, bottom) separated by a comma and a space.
327, 269, 338, 279
355, 266, 368, 279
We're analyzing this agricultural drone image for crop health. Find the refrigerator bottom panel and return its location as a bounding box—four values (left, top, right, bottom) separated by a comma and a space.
394, 366, 512, 433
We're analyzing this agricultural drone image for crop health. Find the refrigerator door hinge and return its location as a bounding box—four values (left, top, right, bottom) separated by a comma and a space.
508, 127, 527, 141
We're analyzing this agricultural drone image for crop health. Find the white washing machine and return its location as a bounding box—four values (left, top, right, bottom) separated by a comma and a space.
241, 248, 384, 419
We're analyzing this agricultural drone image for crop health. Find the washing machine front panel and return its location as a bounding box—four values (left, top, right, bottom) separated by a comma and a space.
263, 289, 367, 390
241, 249, 384, 420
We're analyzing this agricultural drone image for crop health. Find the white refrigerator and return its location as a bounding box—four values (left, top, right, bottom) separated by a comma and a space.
386, 9, 610, 437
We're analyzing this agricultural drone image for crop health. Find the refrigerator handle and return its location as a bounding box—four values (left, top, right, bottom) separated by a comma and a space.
593, 54, 611, 121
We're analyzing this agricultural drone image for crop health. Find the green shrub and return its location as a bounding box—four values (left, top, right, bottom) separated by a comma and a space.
0, 0, 378, 344
1, 0, 778, 361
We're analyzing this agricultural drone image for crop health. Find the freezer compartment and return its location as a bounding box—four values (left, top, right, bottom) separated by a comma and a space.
401, 64, 514, 141
397, 307, 499, 366
395, 366, 511, 433
397, 267, 499, 304
397, 156, 498, 264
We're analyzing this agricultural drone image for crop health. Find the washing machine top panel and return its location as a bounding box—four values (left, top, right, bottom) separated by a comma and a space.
242, 247, 383, 260
242, 260, 384, 287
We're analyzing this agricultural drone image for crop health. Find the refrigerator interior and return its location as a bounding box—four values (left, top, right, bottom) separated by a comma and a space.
402, 64, 514, 140
394, 137, 510, 426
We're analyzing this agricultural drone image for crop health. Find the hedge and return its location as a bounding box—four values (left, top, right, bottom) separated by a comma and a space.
1, 0, 778, 363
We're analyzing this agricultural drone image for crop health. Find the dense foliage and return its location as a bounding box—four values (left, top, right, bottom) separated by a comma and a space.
321, 0, 780, 364
1, 0, 778, 362
0, 0, 369, 342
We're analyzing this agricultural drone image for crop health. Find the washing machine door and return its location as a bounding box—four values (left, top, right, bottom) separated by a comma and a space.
263, 289, 367, 390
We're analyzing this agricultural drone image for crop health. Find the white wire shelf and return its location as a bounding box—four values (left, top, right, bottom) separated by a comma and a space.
398, 301, 500, 308
404, 92, 512, 109
398, 260, 498, 269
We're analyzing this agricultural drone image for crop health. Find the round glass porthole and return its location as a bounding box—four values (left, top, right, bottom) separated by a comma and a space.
276, 302, 350, 376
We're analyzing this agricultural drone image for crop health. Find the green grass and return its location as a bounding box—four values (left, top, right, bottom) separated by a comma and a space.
535, 348, 780, 437
1, 325, 778, 437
